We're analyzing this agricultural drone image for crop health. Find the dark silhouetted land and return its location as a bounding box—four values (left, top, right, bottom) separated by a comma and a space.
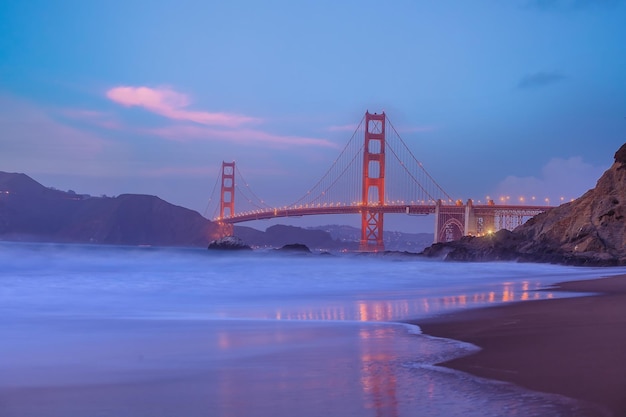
0, 171, 221, 246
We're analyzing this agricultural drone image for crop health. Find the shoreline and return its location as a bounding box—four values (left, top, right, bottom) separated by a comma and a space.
414, 274, 626, 417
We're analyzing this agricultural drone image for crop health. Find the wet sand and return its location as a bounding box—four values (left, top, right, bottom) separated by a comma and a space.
416, 274, 626, 417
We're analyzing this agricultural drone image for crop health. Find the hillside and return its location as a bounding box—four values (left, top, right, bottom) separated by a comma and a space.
422, 143, 626, 265
309, 224, 434, 252
234, 224, 343, 250
0, 172, 223, 246
231, 224, 435, 252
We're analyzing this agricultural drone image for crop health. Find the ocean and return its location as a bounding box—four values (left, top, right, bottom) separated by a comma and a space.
1, 242, 624, 417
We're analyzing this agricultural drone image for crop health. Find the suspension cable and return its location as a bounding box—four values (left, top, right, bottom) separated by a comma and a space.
203, 166, 222, 218
235, 165, 272, 209
304, 143, 364, 205
289, 115, 365, 207
385, 115, 453, 202
235, 187, 269, 211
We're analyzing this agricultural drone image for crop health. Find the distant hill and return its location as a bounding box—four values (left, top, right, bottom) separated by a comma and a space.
309, 224, 434, 252
234, 224, 345, 250
0, 171, 222, 246
232, 224, 434, 252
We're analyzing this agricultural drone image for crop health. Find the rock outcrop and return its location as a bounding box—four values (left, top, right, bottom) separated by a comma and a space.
207, 236, 252, 251
275, 243, 312, 253
422, 143, 626, 266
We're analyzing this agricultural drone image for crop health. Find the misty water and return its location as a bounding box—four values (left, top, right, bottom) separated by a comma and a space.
1, 242, 625, 417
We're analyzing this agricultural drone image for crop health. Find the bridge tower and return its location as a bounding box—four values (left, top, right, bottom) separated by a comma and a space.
360, 112, 386, 252
219, 161, 235, 236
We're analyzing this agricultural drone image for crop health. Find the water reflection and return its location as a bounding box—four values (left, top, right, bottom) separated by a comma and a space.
207, 280, 560, 416
211, 320, 407, 417
359, 326, 399, 417
265, 281, 555, 323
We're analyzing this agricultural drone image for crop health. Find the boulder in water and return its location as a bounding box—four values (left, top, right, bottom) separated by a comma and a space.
208, 236, 252, 251
276, 243, 311, 253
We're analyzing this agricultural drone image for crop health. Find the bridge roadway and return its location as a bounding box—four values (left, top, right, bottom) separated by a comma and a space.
218, 203, 551, 224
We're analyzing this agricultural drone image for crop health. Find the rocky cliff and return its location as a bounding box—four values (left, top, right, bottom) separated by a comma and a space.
422, 143, 626, 266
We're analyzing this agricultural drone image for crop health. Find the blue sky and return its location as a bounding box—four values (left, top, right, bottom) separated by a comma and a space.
1, 0, 625, 232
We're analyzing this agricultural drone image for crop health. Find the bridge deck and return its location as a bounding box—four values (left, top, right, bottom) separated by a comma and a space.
218, 204, 551, 224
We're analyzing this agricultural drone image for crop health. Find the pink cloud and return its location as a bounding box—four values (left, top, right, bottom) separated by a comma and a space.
327, 124, 359, 132
106, 86, 261, 127
145, 125, 340, 149
59, 108, 123, 130
0, 95, 124, 177
138, 166, 220, 178
396, 125, 436, 133
492, 157, 607, 204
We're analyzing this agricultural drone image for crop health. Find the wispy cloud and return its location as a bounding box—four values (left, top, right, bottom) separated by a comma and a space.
138, 165, 220, 178
327, 124, 359, 132
0, 95, 120, 176
517, 71, 566, 89
492, 156, 606, 203
146, 125, 340, 149
59, 108, 123, 130
105, 85, 338, 148
106, 86, 261, 127
395, 125, 436, 133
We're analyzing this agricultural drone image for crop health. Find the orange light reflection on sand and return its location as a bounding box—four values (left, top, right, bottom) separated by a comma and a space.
218, 332, 230, 350
211, 283, 564, 415
358, 326, 399, 417
502, 283, 514, 302
262, 282, 557, 323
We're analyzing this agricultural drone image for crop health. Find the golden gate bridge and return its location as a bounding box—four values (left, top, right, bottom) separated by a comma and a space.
206, 111, 551, 251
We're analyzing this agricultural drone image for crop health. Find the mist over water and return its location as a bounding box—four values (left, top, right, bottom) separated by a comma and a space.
1, 242, 623, 417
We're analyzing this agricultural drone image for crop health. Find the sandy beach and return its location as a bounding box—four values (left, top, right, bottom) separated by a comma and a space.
417, 274, 626, 417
